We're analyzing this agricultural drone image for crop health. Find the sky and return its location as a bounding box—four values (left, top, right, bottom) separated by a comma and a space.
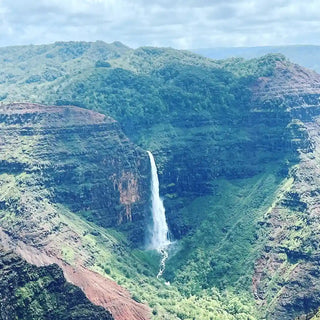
0, 0, 319, 49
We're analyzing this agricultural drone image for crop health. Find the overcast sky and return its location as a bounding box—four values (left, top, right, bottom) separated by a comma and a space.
0, 0, 319, 49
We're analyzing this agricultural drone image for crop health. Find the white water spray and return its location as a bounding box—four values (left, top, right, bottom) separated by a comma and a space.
147, 151, 171, 278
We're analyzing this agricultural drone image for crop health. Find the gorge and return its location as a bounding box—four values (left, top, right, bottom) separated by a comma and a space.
1, 41, 320, 319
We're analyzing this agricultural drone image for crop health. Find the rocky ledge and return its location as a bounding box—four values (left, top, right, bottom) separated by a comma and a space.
0, 102, 150, 237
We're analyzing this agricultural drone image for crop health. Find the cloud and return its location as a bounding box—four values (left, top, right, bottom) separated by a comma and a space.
0, 0, 319, 48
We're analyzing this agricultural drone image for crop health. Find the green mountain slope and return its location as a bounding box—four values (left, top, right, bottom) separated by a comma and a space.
0, 102, 256, 320
1, 42, 320, 319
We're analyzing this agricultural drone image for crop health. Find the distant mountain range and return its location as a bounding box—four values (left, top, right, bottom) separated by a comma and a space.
193, 45, 320, 72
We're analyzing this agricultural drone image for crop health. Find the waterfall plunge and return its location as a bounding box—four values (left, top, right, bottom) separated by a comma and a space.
147, 151, 171, 278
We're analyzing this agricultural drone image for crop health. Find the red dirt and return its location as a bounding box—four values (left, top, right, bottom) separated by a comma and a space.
0, 228, 151, 320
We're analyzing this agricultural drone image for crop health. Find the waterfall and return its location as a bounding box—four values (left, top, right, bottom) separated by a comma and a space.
147, 151, 171, 277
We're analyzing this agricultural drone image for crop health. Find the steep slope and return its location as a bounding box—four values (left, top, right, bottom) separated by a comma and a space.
166, 57, 320, 319
43, 49, 320, 319
0, 102, 151, 320
250, 61, 320, 319
0, 246, 113, 320
0, 102, 258, 320
2, 42, 320, 319
0, 102, 149, 237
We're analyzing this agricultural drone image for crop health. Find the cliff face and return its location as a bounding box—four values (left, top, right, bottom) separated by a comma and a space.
0, 246, 114, 320
3, 44, 320, 319
0, 102, 149, 235
154, 57, 320, 319
0, 102, 151, 320
156, 58, 310, 240
251, 61, 320, 319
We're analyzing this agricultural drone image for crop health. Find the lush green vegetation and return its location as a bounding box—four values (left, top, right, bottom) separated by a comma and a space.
0, 247, 113, 320
0, 171, 258, 320
0, 42, 307, 319
193, 45, 320, 73
166, 172, 283, 292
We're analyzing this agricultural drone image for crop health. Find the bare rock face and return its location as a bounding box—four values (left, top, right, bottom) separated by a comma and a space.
0, 103, 151, 320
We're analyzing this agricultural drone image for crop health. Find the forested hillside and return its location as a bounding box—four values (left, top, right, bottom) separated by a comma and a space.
193, 45, 320, 73
1, 41, 320, 319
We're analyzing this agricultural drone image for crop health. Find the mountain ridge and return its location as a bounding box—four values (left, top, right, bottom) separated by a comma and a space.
193, 45, 320, 73
0, 245, 114, 320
